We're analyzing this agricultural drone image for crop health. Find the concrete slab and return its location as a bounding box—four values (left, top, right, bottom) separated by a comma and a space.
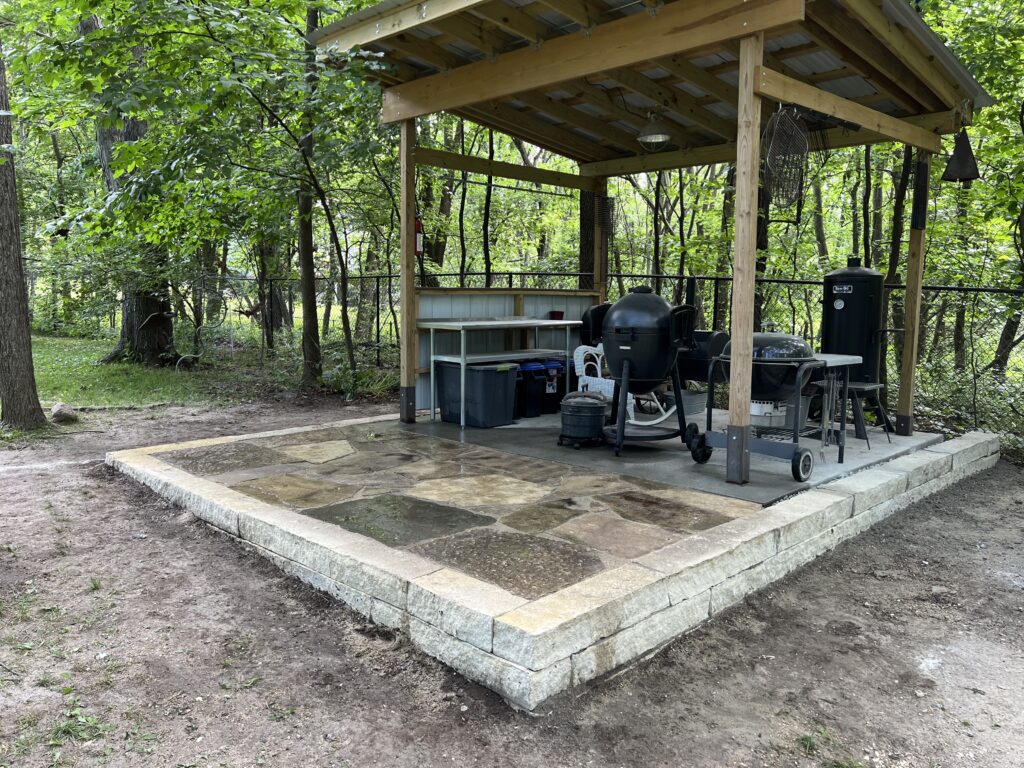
107, 416, 1000, 713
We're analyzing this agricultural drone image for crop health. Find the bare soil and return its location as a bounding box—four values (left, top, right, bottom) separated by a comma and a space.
2, 397, 1022, 768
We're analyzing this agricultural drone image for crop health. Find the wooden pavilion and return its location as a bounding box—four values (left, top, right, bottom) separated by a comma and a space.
313, 0, 989, 484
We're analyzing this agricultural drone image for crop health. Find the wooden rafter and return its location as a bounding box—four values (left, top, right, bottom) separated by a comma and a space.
412, 146, 600, 191
535, 0, 602, 29
381, 0, 806, 123
607, 66, 736, 140
838, 0, 964, 108
653, 54, 739, 106
315, 0, 493, 50
512, 92, 637, 152
578, 110, 958, 176
754, 66, 942, 151
803, 4, 944, 112
470, 0, 549, 43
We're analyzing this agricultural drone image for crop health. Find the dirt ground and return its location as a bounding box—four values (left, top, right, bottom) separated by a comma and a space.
2, 396, 1022, 768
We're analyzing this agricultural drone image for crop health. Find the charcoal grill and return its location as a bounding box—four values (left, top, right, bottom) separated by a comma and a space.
684, 333, 855, 482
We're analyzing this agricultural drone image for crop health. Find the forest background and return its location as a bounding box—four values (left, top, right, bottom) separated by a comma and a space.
1, 0, 1022, 453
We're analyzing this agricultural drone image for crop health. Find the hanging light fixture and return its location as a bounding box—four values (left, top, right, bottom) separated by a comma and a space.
637, 112, 671, 152
941, 128, 980, 188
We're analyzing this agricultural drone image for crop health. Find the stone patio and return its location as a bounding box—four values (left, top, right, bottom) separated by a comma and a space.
106, 414, 1000, 711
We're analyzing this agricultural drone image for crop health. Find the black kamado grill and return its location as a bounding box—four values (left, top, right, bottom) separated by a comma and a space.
687, 332, 827, 481
588, 287, 697, 454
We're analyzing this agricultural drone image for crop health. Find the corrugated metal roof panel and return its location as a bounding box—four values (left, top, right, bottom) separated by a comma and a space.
785, 51, 845, 76
819, 76, 877, 100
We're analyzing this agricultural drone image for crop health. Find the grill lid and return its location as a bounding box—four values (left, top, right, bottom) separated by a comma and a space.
723, 332, 815, 362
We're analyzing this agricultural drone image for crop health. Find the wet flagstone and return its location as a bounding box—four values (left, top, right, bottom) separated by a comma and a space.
549, 473, 644, 499
230, 473, 360, 509
501, 497, 591, 534
302, 494, 493, 547
459, 451, 568, 483
312, 450, 421, 477
551, 512, 678, 559
158, 442, 295, 477
277, 439, 354, 464
599, 491, 735, 533
411, 529, 605, 599
406, 474, 551, 507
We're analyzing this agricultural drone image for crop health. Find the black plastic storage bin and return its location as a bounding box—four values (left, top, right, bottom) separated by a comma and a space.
541, 360, 566, 414
516, 362, 546, 419
436, 362, 519, 428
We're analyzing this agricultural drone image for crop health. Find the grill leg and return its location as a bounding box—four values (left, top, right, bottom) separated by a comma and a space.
614, 360, 631, 456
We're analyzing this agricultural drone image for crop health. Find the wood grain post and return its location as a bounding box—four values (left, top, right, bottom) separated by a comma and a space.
896, 150, 933, 436
593, 176, 610, 303
399, 119, 418, 423
726, 32, 764, 485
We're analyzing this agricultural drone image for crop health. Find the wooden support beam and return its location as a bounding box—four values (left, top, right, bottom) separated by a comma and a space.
399, 119, 418, 423
381, 0, 805, 122
897, 150, 932, 436
754, 67, 942, 152
608, 67, 737, 140
412, 146, 599, 191
578, 111, 958, 176
314, 0, 492, 50
726, 32, 764, 484
385, 35, 463, 71
593, 177, 610, 302
838, 0, 962, 108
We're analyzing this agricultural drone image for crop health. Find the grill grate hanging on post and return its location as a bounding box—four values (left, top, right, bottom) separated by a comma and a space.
761, 106, 809, 209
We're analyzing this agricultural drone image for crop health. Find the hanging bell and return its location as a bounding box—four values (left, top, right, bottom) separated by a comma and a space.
941, 128, 980, 188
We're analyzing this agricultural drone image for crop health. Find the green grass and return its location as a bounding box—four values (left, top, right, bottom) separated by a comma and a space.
31, 336, 215, 407
27, 331, 399, 412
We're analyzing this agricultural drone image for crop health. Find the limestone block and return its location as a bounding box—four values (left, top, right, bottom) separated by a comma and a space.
408, 569, 527, 652
409, 618, 570, 711
708, 562, 775, 614
822, 470, 907, 515
883, 451, 952, 489
925, 430, 1000, 470
771, 490, 854, 551
570, 591, 711, 686
492, 564, 668, 670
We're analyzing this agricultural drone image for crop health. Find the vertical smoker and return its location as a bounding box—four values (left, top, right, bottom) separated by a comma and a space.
821, 257, 884, 384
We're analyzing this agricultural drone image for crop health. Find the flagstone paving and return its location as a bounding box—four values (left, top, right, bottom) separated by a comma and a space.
113, 416, 998, 711
148, 421, 761, 592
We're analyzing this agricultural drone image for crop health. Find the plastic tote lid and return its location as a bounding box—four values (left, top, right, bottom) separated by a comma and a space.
469, 363, 520, 371
519, 362, 546, 371
543, 360, 565, 370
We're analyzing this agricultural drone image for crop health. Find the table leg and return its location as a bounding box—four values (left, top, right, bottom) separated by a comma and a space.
838, 366, 849, 463
460, 330, 467, 430
429, 328, 436, 422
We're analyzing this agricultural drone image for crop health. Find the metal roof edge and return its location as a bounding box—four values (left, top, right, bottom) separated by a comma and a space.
880, 0, 994, 110
311, 0, 414, 47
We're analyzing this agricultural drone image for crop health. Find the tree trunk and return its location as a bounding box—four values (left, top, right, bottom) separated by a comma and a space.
0, 43, 47, 429
862, 146, 872, 266
812, 177, 828, 267
78, 17, 178, 366
296, 4, 322, 388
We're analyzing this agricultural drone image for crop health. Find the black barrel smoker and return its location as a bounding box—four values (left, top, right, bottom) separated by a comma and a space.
821, 257, 884, 383
820, 257, 894, 436
587, 287, 697, 455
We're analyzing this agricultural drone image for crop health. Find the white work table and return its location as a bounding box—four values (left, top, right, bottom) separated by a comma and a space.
417, 316, 582, 428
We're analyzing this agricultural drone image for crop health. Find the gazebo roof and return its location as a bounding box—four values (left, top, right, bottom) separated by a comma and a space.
314, 0, 990, 174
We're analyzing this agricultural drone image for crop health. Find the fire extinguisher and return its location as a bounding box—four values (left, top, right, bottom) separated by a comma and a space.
414, 216, 424, 257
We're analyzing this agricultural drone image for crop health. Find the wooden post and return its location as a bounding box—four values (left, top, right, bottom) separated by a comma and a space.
593, 176, 609, 302
726, 32, 764, 485
896, 150, 932, 435
399, 119, 418, 423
